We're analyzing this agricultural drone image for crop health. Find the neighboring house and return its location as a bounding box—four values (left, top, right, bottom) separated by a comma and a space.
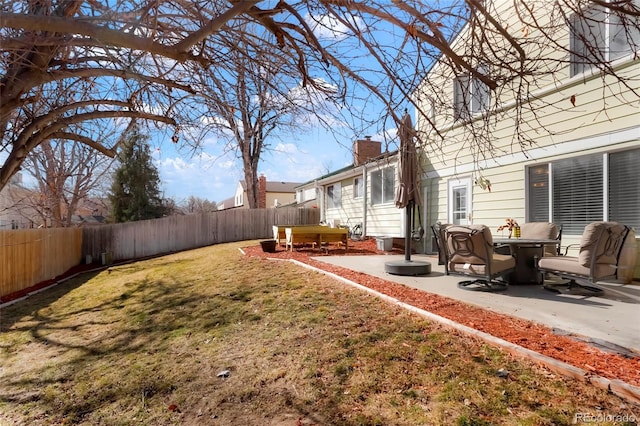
414, 0, 639, 274
70, 214, 106, 226
217, 196, 235, 211
220, 175, 301, 210
1, 174, 109, 228
69, 198, 109, 226
296, 138, 405, 239
0, 173, 40, 229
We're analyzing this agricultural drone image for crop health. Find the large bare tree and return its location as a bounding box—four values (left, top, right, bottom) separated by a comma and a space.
20, 134, 116, 228
193, 24, 339, 208
1, 1, 639, 193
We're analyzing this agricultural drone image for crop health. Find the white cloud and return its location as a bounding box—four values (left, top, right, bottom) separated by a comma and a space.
274, 143, 297, 155
156, 148, 243, 202
306, 13, 363, 40
218, 159, 236, 169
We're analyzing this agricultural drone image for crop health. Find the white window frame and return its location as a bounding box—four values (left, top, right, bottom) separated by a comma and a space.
353, 176, 363, 199
453, 68, 490, 121
570, 0, 640, 76
326, 183, 341, 209
526, 147, 640, 235
448, 178, 472, 225
370, 167, 395, 205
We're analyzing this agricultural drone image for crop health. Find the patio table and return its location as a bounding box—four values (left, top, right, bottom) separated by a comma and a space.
493, 238, 561, 285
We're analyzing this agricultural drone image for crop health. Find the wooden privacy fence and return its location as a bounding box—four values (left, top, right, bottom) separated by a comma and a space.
82, 208, 320, 262
0, 228, 82, 299
1, 208, 319, 300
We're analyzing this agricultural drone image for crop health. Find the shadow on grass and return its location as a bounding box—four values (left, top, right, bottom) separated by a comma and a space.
1, 246, 634, 425
0, 262, 226, 421
0, 270, 102, 331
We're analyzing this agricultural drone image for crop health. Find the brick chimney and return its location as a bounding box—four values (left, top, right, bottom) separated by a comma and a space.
258, 174, 267, 208
353, 136, 382, 166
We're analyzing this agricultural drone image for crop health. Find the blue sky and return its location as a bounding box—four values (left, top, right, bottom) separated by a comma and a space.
3, 4, 446, 206
152, 127, 359, 204
151, 9, 412, 205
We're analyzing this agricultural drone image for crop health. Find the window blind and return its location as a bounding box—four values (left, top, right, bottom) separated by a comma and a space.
609, 148, 640, 230
527, 165, 549, 222
382, 167, 395, 203
371, 170, 382, 205
371, 167, 395, 205
552, 154, 603, 235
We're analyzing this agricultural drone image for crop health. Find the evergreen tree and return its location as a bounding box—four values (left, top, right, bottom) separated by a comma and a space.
109, 127, 166, 223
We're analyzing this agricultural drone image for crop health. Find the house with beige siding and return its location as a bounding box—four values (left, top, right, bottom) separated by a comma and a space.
220, 175, 300, 210
414, 0, 639, 277
296, 138, 406, 239
0, 173, 40, 229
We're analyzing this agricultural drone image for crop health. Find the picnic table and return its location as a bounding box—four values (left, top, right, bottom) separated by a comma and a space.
284, 225, 348, 252
272, 224, 322, 246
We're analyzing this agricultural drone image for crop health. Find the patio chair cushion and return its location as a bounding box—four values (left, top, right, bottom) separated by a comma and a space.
446, 224, 494, 264
578, 221, 627, 267
520, 222, 561, 257
448, 253, 516, 276
520, 222, 558, 239
537, 255, 617, 280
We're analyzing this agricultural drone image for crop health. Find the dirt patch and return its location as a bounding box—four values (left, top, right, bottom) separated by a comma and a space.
243, 238, 640, 389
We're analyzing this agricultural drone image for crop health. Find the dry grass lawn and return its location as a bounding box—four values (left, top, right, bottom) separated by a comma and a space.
0, 241, 637, 425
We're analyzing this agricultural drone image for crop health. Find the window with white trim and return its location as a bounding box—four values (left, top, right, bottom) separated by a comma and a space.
526, 148, 640, 234
371, 167, 395, 205
448, 178, 472, 225
453, 69, 490, 121
353, 177, 363, 199
327, 183, 341, 209
570, 1, 640, 76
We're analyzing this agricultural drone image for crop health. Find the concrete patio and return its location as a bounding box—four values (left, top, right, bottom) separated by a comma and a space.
312, 254, 640, 356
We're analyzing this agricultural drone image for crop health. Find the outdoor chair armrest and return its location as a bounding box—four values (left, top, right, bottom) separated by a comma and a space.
562, 243, 579, 256
493, 243, 512, 256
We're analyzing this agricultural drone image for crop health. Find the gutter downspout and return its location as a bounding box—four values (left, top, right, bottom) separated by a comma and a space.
316, 180, 325, 223
362, 165, 368, 237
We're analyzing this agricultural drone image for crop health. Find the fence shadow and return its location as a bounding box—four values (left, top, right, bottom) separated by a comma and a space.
0, 270, 101, 332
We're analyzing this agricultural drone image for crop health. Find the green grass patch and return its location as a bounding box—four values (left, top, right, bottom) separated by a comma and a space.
0, 241, 635, 425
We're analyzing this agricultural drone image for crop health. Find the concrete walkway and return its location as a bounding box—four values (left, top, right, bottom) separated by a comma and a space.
311, 254, 640, 355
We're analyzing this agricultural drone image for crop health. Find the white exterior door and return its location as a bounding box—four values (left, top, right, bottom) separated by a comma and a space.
448, 178, 472, 225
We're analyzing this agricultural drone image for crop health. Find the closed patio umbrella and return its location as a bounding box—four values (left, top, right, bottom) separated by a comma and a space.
394, 112, 422, 209
385, 112, 431, 276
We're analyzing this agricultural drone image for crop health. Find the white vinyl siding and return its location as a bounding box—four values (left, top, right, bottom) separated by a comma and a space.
415, 0, 640, 276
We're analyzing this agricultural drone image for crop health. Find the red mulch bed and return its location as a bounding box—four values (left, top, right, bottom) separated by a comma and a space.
244, 238, 640, 389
